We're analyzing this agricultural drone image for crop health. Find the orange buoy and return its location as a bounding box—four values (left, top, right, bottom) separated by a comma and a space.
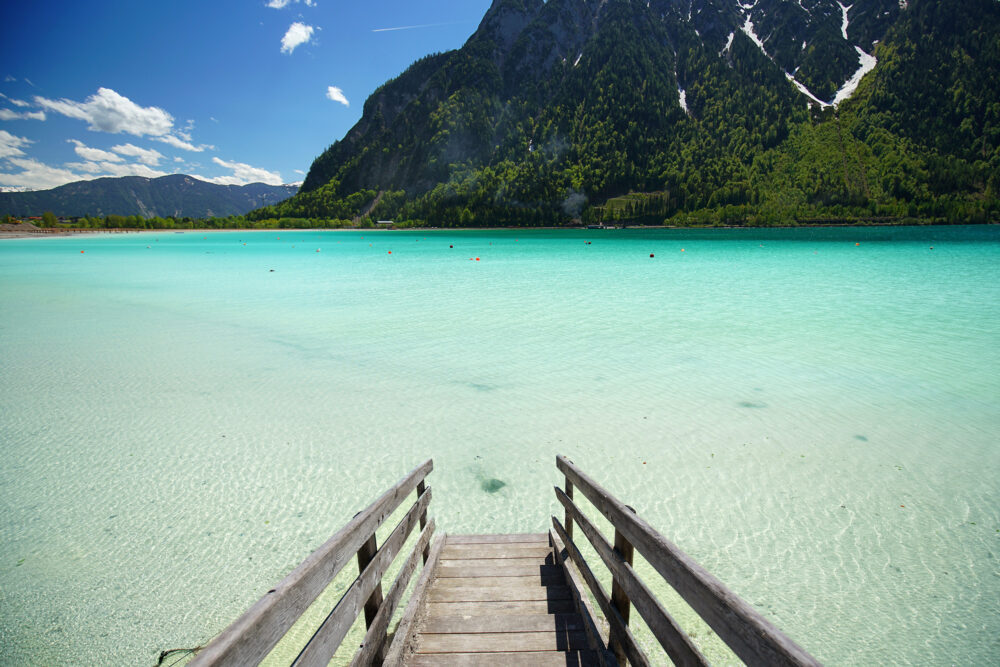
388, 251, 392, 254
475, 257, 480, 261
80, 250, 85, 254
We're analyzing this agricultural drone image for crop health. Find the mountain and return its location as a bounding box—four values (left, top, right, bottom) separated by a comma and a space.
0, 175, 298, 218
256, 0, 999, 226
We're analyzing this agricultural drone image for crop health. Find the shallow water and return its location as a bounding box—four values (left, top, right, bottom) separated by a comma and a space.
1, 226, 998, 665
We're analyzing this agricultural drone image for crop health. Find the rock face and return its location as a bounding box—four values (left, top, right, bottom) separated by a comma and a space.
0, 175, 299, 218
279, 0, 998, 225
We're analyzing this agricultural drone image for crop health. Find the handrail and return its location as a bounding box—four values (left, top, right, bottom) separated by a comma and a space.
191, 459, 434, 667
555, 455, 821, 667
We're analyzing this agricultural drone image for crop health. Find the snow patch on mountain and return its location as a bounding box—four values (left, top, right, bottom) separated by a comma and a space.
832, 47, 878, 105
785, 72, 829, 107
722, 31, 735, 56
838, 2, 853, 40
741, 18, 768, 56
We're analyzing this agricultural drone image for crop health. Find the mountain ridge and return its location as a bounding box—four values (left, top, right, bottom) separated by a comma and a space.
0, 174, 298, 219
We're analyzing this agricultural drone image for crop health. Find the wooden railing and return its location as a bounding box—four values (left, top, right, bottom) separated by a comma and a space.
190, 459, 439, 667
552, 455, 821, 667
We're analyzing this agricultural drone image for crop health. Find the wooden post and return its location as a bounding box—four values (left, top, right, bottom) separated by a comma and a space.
356, 534, 386, 664
609, 506, 637, 666
416, 481, 429, 564
565, 477, 575, 541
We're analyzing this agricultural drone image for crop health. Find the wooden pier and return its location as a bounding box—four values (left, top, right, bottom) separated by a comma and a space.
188, 457, 821, 666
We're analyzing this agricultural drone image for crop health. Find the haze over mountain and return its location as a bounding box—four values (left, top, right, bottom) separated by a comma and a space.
256, 0, 999, 226
0, 175, 298, 219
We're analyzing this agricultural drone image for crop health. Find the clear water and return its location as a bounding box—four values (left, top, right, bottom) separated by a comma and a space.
0, 227, 997, 665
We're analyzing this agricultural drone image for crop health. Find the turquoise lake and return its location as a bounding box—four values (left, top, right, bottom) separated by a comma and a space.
1, 226, 998, 665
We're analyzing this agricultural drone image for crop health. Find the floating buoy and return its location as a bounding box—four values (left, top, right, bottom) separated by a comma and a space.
388, 251, 392, 254
475, 257, 480, 261
80, 250, 85, 254
649, 253, 654, 258
856, 243, 860, 246
449, 245, 453, 248
681, 249, 685, 252
316, 248, 321, 252
269, 269, 275, 272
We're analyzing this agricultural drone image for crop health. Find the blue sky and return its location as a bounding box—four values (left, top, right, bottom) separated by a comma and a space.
0, 0, 492, 190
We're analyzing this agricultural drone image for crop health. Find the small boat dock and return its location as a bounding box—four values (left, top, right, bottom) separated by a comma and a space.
188, 457, 821, 666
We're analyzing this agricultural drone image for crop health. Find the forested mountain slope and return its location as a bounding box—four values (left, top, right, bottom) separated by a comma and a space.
257, 0, 999, 226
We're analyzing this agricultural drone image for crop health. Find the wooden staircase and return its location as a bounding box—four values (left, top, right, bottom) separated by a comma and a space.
189, 457, 820, 667
399, 533, 598, 665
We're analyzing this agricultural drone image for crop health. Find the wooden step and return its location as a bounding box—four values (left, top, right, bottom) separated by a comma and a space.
424, 600, 578, 616
434, 574, 566, 588
415, 630, 591, 653
440, 544, 554, 560
405, 650, 601, 666
436, 563, 564, 579
419, 613, 587, 634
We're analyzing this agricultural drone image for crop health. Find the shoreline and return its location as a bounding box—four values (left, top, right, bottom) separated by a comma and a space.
1, 220, 996, 240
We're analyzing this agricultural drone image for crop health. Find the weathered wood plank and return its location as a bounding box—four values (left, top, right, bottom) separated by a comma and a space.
350, 520, 435, 667
415, 630, 591, 653
190, 459, 433, 667
424, 600, 577, 616
418, 613, 586, 634
556, 455, 820, 667
405, 650, 601, 666
436, 563, 563, 579
434, 574, 565, 588
437, 556, 554, 568
550, 528, 614, 667
383, 534, 445, 667
556, 487, 707, 667
446, 533, 548, 545
428, 585, 572, 603
552, 517, 650, 667
441, 544, 553, 559
293, 489, 433, 666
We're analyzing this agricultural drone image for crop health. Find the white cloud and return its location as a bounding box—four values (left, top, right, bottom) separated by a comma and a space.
281, 22, 315, 54
0, 93, 31, 108
268, 0, 315, 8
154, 134, 210, 152
3, 75, 16, 83
0, 130, 32, 158
34, 87, 174, 137
294, 169, 305, 175
68, 139, 123, 163
205, 156, 283, 186
92, 161, 168, 179
174, 157, 185, 163
64, 161, 106, 174
0, 108, 46, 121
326, 86, 349, 107
0, 157, 95, 189
112, 143, 164, 166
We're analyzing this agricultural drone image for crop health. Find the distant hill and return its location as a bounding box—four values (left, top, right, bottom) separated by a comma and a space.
0, 175, 299, 218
